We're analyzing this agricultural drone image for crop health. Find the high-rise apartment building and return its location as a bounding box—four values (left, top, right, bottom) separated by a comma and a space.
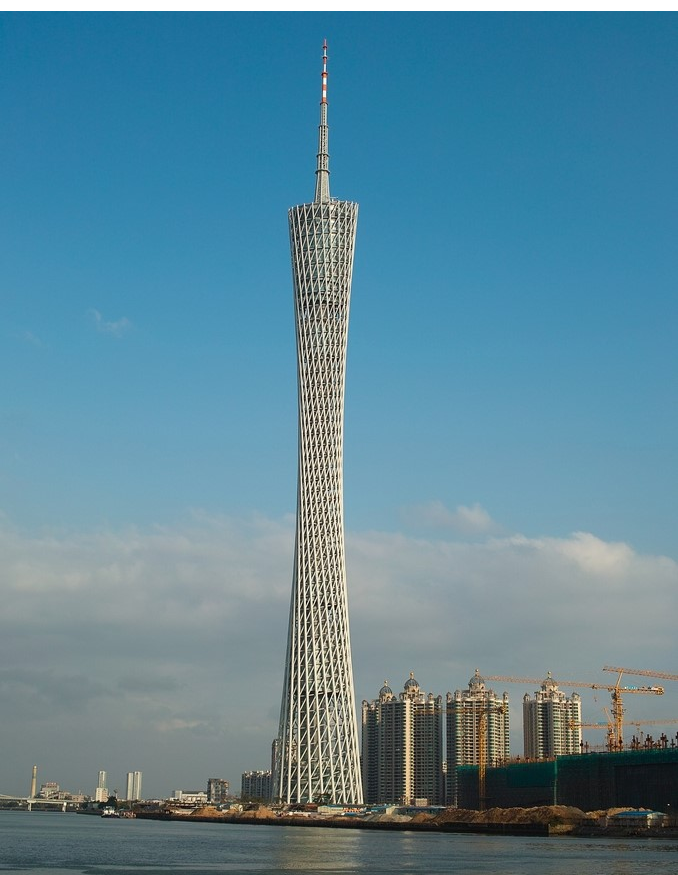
207, 778, 230, 804
274, 42, 362, 805
241, 770, 272, 801
361, 674, 444, 805
362, 682, 410, 805
446, 670, 510, 806
523, 673, 582, 759
125, 770, 142, 801
94, 769, 108, 802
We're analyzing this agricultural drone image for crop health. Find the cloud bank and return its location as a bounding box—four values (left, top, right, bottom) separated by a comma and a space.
1, 507, 676, 798
400, 500, 499, 535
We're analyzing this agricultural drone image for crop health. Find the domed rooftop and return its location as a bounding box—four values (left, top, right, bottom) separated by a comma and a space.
379, 681, 393, 698
469, 668, 486, 690
541, 671, 558, 691
404, 671, 419, 690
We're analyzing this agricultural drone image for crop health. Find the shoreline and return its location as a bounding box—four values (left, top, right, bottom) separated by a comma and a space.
136, 811, 550, 836
134, 810, 678, 839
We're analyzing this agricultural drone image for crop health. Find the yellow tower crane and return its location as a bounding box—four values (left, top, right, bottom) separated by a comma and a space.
575, 717, 678, 731
603, 665, 678, 682
602, 667, 678, 747
571, 717, 678, 750
485, 673, 664, 750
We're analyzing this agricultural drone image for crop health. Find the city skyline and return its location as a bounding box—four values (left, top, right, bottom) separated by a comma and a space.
1, 13, 677, 799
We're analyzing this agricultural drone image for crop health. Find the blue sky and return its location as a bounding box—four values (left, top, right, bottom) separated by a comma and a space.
1, 13, 677, 799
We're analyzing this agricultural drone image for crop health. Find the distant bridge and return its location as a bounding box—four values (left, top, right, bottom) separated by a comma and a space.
0, 793, 70, 811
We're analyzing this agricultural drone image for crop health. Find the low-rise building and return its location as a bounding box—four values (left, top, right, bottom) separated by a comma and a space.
608, 810, 665, 828
171, 790, 208, 805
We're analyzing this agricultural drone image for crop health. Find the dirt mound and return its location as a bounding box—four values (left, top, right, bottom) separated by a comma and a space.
409, 812, 434, 823
364, 812, 413, 823
189, 806, 222, 818
239, 805, 277, 820
433, 805, 587, 826
587, 806, 636, 820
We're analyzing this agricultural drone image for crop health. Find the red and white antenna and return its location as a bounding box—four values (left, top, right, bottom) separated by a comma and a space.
314, 40, 331, 203
321, 39, 328, 105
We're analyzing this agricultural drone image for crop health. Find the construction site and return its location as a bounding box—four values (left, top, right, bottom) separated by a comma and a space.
459, 665, 678, 812
457, 746, 678, 812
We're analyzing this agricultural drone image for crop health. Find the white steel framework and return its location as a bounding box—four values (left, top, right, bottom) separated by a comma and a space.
274, 42, 362, 804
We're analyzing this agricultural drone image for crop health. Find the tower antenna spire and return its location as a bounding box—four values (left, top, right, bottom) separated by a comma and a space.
314, 39, 330, 203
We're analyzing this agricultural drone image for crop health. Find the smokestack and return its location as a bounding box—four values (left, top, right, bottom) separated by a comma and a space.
30, 765, 37, 799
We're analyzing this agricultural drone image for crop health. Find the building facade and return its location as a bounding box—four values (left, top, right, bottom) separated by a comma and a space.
241, 770, 272, 801
171, 790, 208, 805
274, 42, 362, 805
361, 674, 444, 805
523, 673, 582, 759
456, 747, 678, 812
207, 778, 230, 804
446, 670, 510, 806
125, 771, 142, 801
94, 769, 108, 803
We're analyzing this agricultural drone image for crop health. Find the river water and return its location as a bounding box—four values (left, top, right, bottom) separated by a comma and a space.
1, 811, 677, 875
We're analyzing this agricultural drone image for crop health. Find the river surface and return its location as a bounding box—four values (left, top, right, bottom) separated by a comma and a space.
1, 811, 677, 875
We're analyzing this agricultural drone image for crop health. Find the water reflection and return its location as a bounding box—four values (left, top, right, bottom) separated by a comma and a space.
271, 826, 367, 871
1, 813, 677, 875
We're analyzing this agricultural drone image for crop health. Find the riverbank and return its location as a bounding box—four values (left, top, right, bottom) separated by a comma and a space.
134, 804, 678, 839
136, 809, 550, 836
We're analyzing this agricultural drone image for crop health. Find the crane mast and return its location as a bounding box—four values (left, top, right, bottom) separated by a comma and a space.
477, 705, 507, 811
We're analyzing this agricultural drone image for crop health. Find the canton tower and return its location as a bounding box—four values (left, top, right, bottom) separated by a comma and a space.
274, 42, 363, 805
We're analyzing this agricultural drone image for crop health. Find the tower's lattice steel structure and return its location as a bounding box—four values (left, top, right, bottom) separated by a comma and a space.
274, 42, 363, 805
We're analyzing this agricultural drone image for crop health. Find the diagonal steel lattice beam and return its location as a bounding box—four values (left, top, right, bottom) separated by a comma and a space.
274, 41, 363, 805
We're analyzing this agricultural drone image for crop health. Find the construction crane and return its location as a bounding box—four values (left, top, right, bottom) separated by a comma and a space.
598, 668, 671, 748
626, 718, 678, 748
571, 717, 678, 750
603, 665, 678, 682
478, 704, 507, 812
485, 673, 664, 750
569, 707, 617, 749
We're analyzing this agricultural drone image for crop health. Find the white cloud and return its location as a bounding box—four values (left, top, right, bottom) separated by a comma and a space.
22, 330, 43, 347
547, 530, 636, 576
400, 500, 498, 534
89, 308, 133, 338
0, 511, 676, 798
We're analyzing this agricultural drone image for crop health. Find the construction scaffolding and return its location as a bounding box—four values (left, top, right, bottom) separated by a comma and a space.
456, 747, 678, 812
